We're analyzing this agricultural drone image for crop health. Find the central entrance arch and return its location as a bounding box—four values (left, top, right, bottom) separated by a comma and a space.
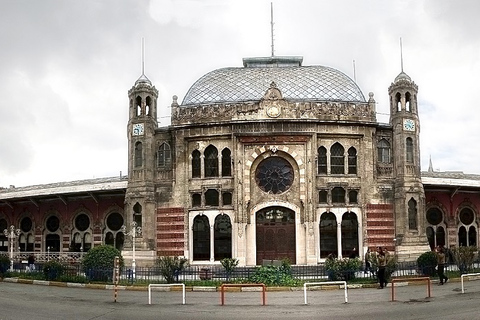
256, 207, 296, 264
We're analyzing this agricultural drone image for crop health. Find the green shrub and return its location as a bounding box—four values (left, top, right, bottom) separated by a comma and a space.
248, 260, 301, 286
451, 246, 477, 274
0, 255, 10, 275
325, 257, 362, 281
81, 245, 124, 282
156, 256, 188, 283
220, 258, 239, 282
43, 260, 65, 281
417, 251, 437, 276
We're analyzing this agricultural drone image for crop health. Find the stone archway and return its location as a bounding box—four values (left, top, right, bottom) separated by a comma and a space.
256, 207, 296, 264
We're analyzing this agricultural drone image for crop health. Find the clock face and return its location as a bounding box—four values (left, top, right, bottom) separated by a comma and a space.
403, 119, 415, 131
133, 123, 144, 136
266, 105, 281, 118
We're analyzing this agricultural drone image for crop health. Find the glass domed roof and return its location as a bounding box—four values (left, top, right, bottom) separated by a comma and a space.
182, 58, 365, 105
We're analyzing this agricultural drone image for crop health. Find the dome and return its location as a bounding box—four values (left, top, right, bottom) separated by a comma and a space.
182, 57, 365, 105
394, 71, 411, 83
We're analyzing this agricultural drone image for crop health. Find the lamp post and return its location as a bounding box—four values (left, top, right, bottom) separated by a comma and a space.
3, 225, 21, 272
121, 221, 142, 279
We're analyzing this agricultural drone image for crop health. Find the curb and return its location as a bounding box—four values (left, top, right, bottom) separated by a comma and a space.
1, 277, 450, 292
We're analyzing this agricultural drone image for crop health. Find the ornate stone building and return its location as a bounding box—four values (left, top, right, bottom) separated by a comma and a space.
2, 54, 480, 266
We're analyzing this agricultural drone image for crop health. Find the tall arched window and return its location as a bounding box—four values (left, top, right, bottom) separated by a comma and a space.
146, 96, 152, 115
193, 215, 210, 260
341, 212, 359, 257
134, 142, 143, 168
408, 198, 417, 230
214, 214, 232, 260
19, 217, 34, 251
426, 207, 445, 250
221, 148, 232, 177
45, 215, 61, 252
136, 96, 142, 116
317, 146, 327, 174
320, 212, 337, 258
192, 150, 201, 178
133, 202, 142, 228
396, 92, 401, 112
458, 208, 477, 247
157, 142, 171, 167
347, 147, 357, 174
406, 138, 414, 163
377, 139, 391, 163
71, 213, 91, 252
204, 145, 219, 177
105, 212, 124, 251
405, 92, 411, 112
330, 143, 344, 174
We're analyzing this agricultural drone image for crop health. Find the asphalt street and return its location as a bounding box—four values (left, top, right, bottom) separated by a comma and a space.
1, 279, 480, 320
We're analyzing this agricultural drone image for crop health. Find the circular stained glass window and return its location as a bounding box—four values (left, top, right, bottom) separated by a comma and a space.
75, 214, 90, 232
20, 217, 32, 232
46, 216, 60, 232
459, 208, 474, 225
426, 208, 442, 225
106, 212, 124, 231
255, 157, 294, 194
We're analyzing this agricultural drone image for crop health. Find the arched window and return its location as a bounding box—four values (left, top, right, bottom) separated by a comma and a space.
341, 212, 359, 257
19, 217, 34, 251
205, 189, 219, 206
332, 187, 345, 204
204, 145, 219, 177
458, 208, 477, 247
193, 215, 210, 260
330, 143, 344, 174
408, 198, 417, 230
405, 92, 411, 112
0, 218, 8, 251
71, 213, 91, 252
406, 138, 414, 163
348, 190, 358, 204
396, 92, 401, 112
317, 146, 327, 174
426, 207, 445, 250
134, 142, 143, 168
105, 212, 124, 251
347, 147, 357, 174
146, 96, 152, 115
320, 212, 337, 258
214, 214, 232, 260
45, 216, 61, 252
157, 142, 171, 168
192, 150, 201, 178
377, 139, 391, 163
221, 148, 232, 177
136, 96, 142, 116
133, 202, 142, 228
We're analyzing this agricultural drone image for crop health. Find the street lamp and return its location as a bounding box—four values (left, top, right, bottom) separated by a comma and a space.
121, 221, 142, 279
3, 225, 21, 272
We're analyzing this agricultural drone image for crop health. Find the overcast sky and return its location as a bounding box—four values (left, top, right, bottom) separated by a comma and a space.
1, 0, 479, 188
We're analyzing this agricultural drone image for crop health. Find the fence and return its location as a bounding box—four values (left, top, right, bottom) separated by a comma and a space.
1, 255, 478, 284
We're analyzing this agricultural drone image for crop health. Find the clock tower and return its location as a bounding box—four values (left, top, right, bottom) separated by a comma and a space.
389, 70, 429, 258
125, 66, 159, 261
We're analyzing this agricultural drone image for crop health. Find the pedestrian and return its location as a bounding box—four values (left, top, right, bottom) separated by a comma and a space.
28, 254, 35, 272
436, 246, 448, 285
377, 247, 387, 289
364, 248, 371, 274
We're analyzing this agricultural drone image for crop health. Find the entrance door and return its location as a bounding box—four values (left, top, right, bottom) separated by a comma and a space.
256, 207, 296, 264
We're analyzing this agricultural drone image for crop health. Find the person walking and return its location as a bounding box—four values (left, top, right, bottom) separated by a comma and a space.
377, 247, 387, 289
436, 246, 448, 285
27, 254, 35, 272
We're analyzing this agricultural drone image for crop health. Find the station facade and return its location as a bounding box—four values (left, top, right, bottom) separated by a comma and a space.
2, 55, 480, 266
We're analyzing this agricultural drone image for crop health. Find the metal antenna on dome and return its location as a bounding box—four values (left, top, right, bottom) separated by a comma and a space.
353, 60, 356, 82
270, 2, 275, 57
141, 37, 146, 76
400, 37, 404, 72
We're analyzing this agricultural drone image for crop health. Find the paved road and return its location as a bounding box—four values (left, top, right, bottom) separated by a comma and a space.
1, 279, 480, 320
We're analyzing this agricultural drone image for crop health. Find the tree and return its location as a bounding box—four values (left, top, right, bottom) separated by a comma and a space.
82, 245, 124, 282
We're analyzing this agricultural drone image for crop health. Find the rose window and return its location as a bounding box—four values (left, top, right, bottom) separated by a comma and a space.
255, 157, 294, 194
